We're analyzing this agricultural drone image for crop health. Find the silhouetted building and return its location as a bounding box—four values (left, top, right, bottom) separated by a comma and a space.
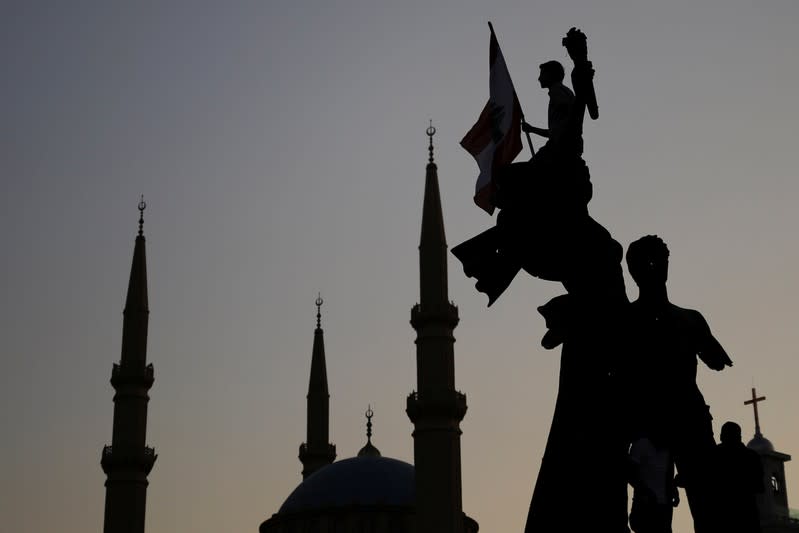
101, 199, 157, 533
744, 388, 799, 532
259, 126, 477, 533
299, 295, 336, 479
260, 297, 417, 532
406, 123, 474, 533
262, 399, 417, 532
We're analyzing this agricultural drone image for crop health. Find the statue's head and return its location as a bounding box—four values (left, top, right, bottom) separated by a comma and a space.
538, 61, 565, 88
720, 421, 742, 445
626, 235, 669, 288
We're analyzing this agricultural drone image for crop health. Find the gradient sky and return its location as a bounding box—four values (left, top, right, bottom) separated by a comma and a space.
3, 2, 799, 532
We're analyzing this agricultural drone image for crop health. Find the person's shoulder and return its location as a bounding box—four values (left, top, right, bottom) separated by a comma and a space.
668, 304, 706, 322
551, 84, 574, 101
744, 446, 761, 459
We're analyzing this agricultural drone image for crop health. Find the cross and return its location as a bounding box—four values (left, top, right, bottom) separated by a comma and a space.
744, 387, 766, 437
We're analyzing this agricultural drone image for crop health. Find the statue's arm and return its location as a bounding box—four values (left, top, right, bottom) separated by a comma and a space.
693, 311, 733, 370
562, 28, 598, 120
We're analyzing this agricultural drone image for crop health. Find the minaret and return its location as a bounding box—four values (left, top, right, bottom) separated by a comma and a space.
298, 294, 336, 479
101, 197, 157, 533
406, 122, 467, 533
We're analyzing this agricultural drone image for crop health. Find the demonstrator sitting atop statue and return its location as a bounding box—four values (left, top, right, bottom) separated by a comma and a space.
454, 26, 617, 305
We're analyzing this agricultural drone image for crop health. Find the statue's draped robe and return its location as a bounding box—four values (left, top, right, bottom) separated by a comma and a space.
524, 249, 630, 533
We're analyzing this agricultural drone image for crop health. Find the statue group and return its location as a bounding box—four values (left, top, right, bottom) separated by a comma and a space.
453, 29, 763, 533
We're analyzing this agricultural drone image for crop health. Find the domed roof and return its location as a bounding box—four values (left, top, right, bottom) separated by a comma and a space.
747, 434, 775, 453
278, 456, 414, 514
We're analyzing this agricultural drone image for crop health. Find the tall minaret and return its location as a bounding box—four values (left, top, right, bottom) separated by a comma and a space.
406, 123, 467, 533
101, 198, 157, 533
298, 294, 336, 479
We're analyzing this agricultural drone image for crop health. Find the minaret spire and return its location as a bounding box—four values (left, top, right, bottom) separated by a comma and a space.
137, 195, 145, 236
419, 121, 449, 307
357, 405, 381, 457
407, 122, 467, 533
427, 119, 436, 165
102, 198, 157, 533
299, 294, 336, 479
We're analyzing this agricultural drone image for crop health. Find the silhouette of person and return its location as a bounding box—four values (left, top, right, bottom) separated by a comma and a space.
628, 431, 679, 533
714, 421, 764, 533
625, 235, 732, 533
522, 60, 583, 158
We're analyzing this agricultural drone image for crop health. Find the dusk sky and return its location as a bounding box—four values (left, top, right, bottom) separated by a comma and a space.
3, 2, 799, 532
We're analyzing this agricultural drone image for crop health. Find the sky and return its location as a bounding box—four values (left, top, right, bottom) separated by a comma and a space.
2, 1, 799, 532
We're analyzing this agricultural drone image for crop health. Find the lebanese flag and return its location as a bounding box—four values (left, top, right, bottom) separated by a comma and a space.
460, 23, 524, 215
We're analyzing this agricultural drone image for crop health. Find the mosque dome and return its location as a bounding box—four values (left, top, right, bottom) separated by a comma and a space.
260, 456, 416, 533
260, 409, 418, 533
278, 455, 414, 513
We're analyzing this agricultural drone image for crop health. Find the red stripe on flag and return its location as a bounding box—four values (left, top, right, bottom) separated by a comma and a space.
461, 23, 524, 215
460, 103, 494, 155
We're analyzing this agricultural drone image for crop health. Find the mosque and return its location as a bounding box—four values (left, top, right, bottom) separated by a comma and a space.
100, 127, 477, 533
98, 127, 797, 533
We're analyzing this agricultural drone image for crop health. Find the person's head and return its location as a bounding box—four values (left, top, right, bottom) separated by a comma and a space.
720, 421, 743, 445
626, 235, 669, 289
538, 61, 565, 88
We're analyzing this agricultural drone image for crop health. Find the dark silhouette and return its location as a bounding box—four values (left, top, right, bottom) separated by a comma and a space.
260, 130, 480, 533
713, 421, 765, 533
522, 60, 580, 156
453, 28, 743, 533
101, 198, 157, 533
299, 294, 336, 479
625, 235, 733, 533
454, 29, 631, 532
628, 433, 678, 533
407, 125, 473, 533
451, 29, 611, 306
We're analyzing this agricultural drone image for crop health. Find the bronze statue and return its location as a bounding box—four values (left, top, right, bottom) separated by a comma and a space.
455, 29, 737, 533
455, 28, 632, 532
624, 235, 732, 533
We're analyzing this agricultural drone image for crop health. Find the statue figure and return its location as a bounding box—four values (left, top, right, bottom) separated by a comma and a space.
454, 29, 632, 532
624, 235, 733, 533
452, 28, 614, 305
454, 27, 738, 533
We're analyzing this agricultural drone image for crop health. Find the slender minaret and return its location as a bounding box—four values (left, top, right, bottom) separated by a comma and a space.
406, 123, 467, 533
298, 294, 336, 479
101, 197, 157, 533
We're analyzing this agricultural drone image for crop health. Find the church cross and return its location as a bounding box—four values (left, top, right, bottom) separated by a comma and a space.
744, 387, 766, 437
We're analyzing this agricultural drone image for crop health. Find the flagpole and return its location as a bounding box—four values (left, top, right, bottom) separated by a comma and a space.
521, 113, 535, 157
488, 22, 535, 157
